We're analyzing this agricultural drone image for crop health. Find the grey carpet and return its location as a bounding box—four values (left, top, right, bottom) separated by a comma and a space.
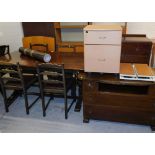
0, 89, 153, 133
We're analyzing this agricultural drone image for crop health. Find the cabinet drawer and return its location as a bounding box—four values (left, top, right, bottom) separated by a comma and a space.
83, 92, 155, 110
84, 30, 122, 45
84, 45, 121, 73
84, 105, 155, 125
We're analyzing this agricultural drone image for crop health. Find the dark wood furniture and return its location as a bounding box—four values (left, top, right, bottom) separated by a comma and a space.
121, 35, 152, 64
0, 63, 39, 114
22, 22, 55, 37
37, 63, 76, 118
80, 73, 155, 129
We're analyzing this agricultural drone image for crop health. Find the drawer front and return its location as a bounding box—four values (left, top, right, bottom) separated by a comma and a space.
84, 104, 155, 125
83, 92, 155, 110
84, 30, 122, 45
84, 45, 121, 73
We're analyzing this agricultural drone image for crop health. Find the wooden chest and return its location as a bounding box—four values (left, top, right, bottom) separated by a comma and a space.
82, 73, 155, 128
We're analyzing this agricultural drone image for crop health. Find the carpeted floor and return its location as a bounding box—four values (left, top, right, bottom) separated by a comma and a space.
0, 89, 153, 133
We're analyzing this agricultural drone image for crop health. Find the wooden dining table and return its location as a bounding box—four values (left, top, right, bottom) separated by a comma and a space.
0, 51, 85, 112
0, 51, 84, 70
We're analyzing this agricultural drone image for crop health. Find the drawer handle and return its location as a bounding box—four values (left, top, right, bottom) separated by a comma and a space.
98, 58, 106, 62
99, 36, 107, 40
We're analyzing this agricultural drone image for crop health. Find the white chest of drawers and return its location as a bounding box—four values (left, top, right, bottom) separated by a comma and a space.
84, 25, 122, 73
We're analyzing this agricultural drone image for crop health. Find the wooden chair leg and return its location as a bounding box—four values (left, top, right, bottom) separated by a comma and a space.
1, 88, 9, 112
65, 98, 68, 119
23, 91, 29, 115
41, 93, 46, 117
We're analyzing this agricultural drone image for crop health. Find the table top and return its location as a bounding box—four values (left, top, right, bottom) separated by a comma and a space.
1, 51, 155, 85
0, 51, 84, 71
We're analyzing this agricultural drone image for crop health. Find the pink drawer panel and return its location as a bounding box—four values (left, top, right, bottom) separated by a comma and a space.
84, 45, 121, 73
84, 30, 122, 45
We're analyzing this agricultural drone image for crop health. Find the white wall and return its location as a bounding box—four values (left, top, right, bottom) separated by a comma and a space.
61, 22, 155, 41
0, 22, 23, 52
127, 22, 155, 39
1, 22, 155, 53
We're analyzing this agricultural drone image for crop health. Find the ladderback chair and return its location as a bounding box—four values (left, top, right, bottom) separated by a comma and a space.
22, 36, 55, 53
0, 63, 39, 114
37, 63, 76, 118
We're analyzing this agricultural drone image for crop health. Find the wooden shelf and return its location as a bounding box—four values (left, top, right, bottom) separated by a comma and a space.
60, 25, 86, 29
54, 22, 90, 52
58, 41, 83, 46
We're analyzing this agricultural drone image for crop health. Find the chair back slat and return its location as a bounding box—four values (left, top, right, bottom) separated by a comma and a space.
42, 79, 63, 84
40, 71, 63, 77
37, 63, 66, 95
0, 69, 18, 74
30, 43, 48, 52
0, 63, 23, 90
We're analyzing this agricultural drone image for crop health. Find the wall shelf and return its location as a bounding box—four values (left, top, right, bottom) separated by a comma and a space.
54, 22, 91, 52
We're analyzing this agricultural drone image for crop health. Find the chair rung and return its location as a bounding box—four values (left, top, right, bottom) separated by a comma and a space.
26, 92, 40, 96
44, 88, 64, 94
3, 77, 21, 81
40, 71, 63, 76
0, 69, 18, 74
42, 80, 63, 84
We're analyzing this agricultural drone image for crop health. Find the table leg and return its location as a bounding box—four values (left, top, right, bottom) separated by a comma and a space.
74, 79, 82, 112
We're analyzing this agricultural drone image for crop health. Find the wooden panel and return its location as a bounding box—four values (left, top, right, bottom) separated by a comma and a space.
58, 47, 74, 52
84, 105, 155, 125
120, 63, 134, 75
22, 22, 55, 37
83, 92, 155, 109
135, 64, 154, 76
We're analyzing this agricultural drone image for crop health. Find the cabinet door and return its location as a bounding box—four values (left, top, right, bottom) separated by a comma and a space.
84, 45, 121, 73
